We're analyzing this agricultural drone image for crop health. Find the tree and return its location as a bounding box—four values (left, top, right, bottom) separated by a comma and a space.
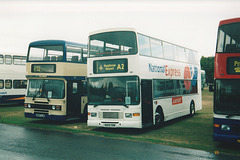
200, 56, 214, 84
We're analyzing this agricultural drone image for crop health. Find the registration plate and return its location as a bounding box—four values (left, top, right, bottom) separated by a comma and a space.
36, 114, 46, 118
104, 123, 116, 127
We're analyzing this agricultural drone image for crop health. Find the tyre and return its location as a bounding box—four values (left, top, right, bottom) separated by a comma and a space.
154, 107, 164, 128
190, 101, 195, 116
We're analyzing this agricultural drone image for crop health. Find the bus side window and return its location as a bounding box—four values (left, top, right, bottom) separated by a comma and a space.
5, 80, 12, 89
138, 34, 151, 56
0, 55, 3, 64
5, 55, 12, 65
177, 46, 186, 62
0, 80, 4, 89
165, 80, 174, 96
153, 79, 165, 98
163, 42, 174, 60
175, 80, 180, 95
13, 56, 26, 65
73, 82, 78, 94
13, 80, 27, 89
150, 38, 164, 58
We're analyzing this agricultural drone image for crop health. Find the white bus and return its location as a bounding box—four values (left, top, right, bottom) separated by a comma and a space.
0, 54, 27, 104
87, 28, 202, 128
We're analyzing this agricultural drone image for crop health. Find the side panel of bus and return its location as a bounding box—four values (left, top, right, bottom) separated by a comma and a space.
67, 80, 87, 119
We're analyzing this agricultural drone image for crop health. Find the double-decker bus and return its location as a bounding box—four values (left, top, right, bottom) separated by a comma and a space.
24, 40, 88, 121
87, 28, 202, 128
0, 54, 27, 104
213, 17, 240, 143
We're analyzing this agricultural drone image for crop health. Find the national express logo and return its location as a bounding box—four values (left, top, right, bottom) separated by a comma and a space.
184, 65, 198, 90
149, 63, 181, 78
149, 63, 198, 91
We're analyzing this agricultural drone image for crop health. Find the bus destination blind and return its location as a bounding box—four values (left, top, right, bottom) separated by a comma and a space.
93, 59, 128, 74
31, 64, 56, 73
227, 57, 240, 75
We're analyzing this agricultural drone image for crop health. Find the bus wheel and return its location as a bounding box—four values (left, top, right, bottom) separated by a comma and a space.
190, 101, 195, 116
155, 107, 164, 128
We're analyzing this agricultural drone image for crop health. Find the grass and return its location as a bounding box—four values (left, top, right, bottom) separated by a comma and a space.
0, 88, 240, 156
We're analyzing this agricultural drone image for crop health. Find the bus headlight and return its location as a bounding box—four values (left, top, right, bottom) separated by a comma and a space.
91, 112, 97, 117
221, 125, 231, 131
125, 113, 132, 118
52, 105, 56, 110
27, 104, 31, 108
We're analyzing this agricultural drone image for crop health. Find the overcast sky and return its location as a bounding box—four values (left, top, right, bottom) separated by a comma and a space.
0, 0, 239, 57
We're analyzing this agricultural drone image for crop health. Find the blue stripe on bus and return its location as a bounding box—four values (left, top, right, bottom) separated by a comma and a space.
26, 75, 86, 80
0, 95, 25, 103
25, 113, 67, 121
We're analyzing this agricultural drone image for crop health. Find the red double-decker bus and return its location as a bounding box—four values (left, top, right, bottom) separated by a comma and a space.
213, 17, 240, 143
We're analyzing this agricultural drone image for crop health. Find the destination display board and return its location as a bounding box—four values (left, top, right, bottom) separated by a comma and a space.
31, 64, 56, 73
227, 57, 240, 75
93, 59, 128, 74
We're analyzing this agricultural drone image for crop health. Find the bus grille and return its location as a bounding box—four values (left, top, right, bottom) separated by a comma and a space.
31, 104, 52, 110
34, 109, 49, 115
101, 112, 123, 119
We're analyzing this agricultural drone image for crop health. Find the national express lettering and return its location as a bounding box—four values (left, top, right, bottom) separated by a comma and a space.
148, 63, 165, 73
165, 65, 181, 78
149, 63, 181, 78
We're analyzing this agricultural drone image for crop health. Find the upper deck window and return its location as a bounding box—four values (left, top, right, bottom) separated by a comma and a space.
5, 55, 12, 64
66, 46, 87, 63
150, 38, 164, 58
0, 55, 3, 64
28, 45, 64, 61
162, 42, 175, 60
89, 31, 138, 57
216, 22, 240, 53
13, 56, 26, 65
138, 34, 151, 56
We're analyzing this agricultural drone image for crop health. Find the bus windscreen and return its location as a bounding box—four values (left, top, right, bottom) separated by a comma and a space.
214, 79, 240, 116
89, 31, 138, 57
216, 22, 240, 53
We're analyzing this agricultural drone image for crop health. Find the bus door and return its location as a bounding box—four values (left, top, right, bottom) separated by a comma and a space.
67, 80, 82, 118
141, 80, 153, 127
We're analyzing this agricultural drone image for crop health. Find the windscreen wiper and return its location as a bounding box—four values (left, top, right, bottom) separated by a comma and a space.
32, 89, 41, 101
32, 81, 47, 101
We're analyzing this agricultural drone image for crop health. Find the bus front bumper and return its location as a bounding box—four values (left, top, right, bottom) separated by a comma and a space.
214, 133, 240, 143
87, 120, 142, 128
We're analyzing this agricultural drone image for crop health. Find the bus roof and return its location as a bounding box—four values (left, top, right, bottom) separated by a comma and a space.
89, 28, 197, 52
89, 28, 136, 36
219, 17, 240, 26
29, 40, 87, 48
